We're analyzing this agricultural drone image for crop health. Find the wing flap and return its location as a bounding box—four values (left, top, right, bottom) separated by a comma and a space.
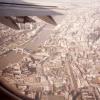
38, 16, 57, 25
0, 17, 20, 30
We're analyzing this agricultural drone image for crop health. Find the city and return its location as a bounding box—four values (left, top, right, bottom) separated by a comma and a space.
0, 0, 100, 100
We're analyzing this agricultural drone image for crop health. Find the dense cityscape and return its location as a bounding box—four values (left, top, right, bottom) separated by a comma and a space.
0, 0, 100, 100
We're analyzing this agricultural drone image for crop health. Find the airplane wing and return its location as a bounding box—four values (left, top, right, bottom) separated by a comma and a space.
0, 0, 63, 29
0, 1, 61, 16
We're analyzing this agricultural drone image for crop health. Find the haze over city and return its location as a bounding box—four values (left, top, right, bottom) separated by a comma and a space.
0, 0, 100, 100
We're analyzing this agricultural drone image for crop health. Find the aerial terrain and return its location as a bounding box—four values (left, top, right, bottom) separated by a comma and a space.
0, 0, 100, 100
